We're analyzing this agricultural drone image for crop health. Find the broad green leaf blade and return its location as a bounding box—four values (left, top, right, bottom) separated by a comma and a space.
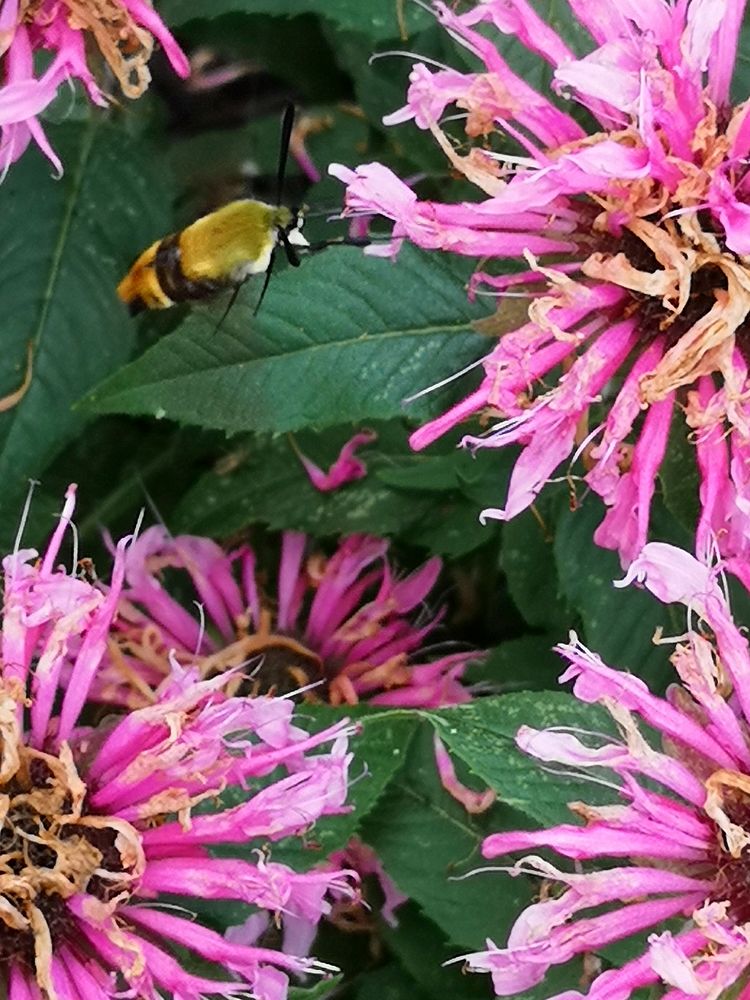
82, 245, 489, 435
160, 0, 433, 41
288, 977, 343, 1000
172, 423, 436, 539
423, 692, 615, 827
0, 121, 172, 545
379, 905, 492, 1000
354, 964, 432, 1000
553, 501, 679, 691
502, 490, 571, 633
472, 635, 563, 693
38, 419, 220, 558
361, 722, 530, 950
659, 415, 700, 533
172, 422, 500, 556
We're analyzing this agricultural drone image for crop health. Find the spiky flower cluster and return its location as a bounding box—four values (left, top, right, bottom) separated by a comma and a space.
0, 486, 355, 1000
96, 526, 477, 710
332, 0, 750, 565
463, 543, 750, 1000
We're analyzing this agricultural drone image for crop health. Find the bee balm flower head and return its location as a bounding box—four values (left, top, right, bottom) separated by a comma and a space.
98, 527, 478, 710
461, 541, 750, 1000
0, 485, 356, 1000
332, 0, 750, 566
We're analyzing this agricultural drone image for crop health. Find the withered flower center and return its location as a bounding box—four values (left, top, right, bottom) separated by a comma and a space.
557, 100, 750, 407
20, 0, 156, 98
0, 705, 142, 987
708, 771, 750, 924
114, 605, 328, 703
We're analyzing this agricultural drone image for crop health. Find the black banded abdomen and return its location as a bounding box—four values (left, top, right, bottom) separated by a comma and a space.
154, 233, 229, 303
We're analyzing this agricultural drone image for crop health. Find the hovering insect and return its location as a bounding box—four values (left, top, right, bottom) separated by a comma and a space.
117, 104, 327, 318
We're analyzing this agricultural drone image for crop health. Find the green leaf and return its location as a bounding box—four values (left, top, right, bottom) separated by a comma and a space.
37, 419, 220, 558
172, 422, 500, 557
172, 423, 434, 540
361, 721, 530, 950
408, 495, 497, 557
379, 904, 491, 1000
659, 413, 700, 533
354, 964, 431, 1000
471, 636, 564, 693
288, 976, 343, 1000
423, 693, 615, 828
0, 120, 172, 546
553, 501, 679, 691
502, 489, 571, 633
82, 245, 489, 436
161, 0, 433, 42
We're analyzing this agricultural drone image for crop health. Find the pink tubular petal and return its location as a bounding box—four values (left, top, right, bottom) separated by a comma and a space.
483, 824, 707, 862
0, 0, 18, 55
586, 337, 667, 504
296, 429, 377, 492
710, 170, 750, 254
623, 546, 750, 724
432, 1, 583, 147
8, 964, 39, 1000
515, 726, 706, 806
460, 0, 575, 68
125, 0, 190, 78
583, 929, 707, 1000
124, 906, 317, 981
694, 378, 731, 562
567, 0, 672, 47
475, 317, 639, 521
58, 532, 130, 741
276, 531, 307, 632
616, 543, 721, 607
460, 900, 705, 998
593, 394, 674, 566
704, 0, 746, 103
122, 527, 214, 651
434, 734, 495, 813
556, 633, 737, 771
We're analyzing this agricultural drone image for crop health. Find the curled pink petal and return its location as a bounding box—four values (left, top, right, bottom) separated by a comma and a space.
295, 429, 377, 492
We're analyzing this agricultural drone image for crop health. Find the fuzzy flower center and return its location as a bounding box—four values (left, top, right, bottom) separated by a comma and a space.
20, 0, 157, 97
0, 691, 141, 986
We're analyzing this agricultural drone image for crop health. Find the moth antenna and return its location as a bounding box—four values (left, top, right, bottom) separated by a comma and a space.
215, 102, 296, 331
276, 101, 295, 207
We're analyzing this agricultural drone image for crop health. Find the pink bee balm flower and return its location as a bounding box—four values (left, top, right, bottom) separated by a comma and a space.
98, 527, 478, 710
331, 0, 750, 566
0, 485, 356, 1000
0, 1, 188, 174
460, 540, 750, 1000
